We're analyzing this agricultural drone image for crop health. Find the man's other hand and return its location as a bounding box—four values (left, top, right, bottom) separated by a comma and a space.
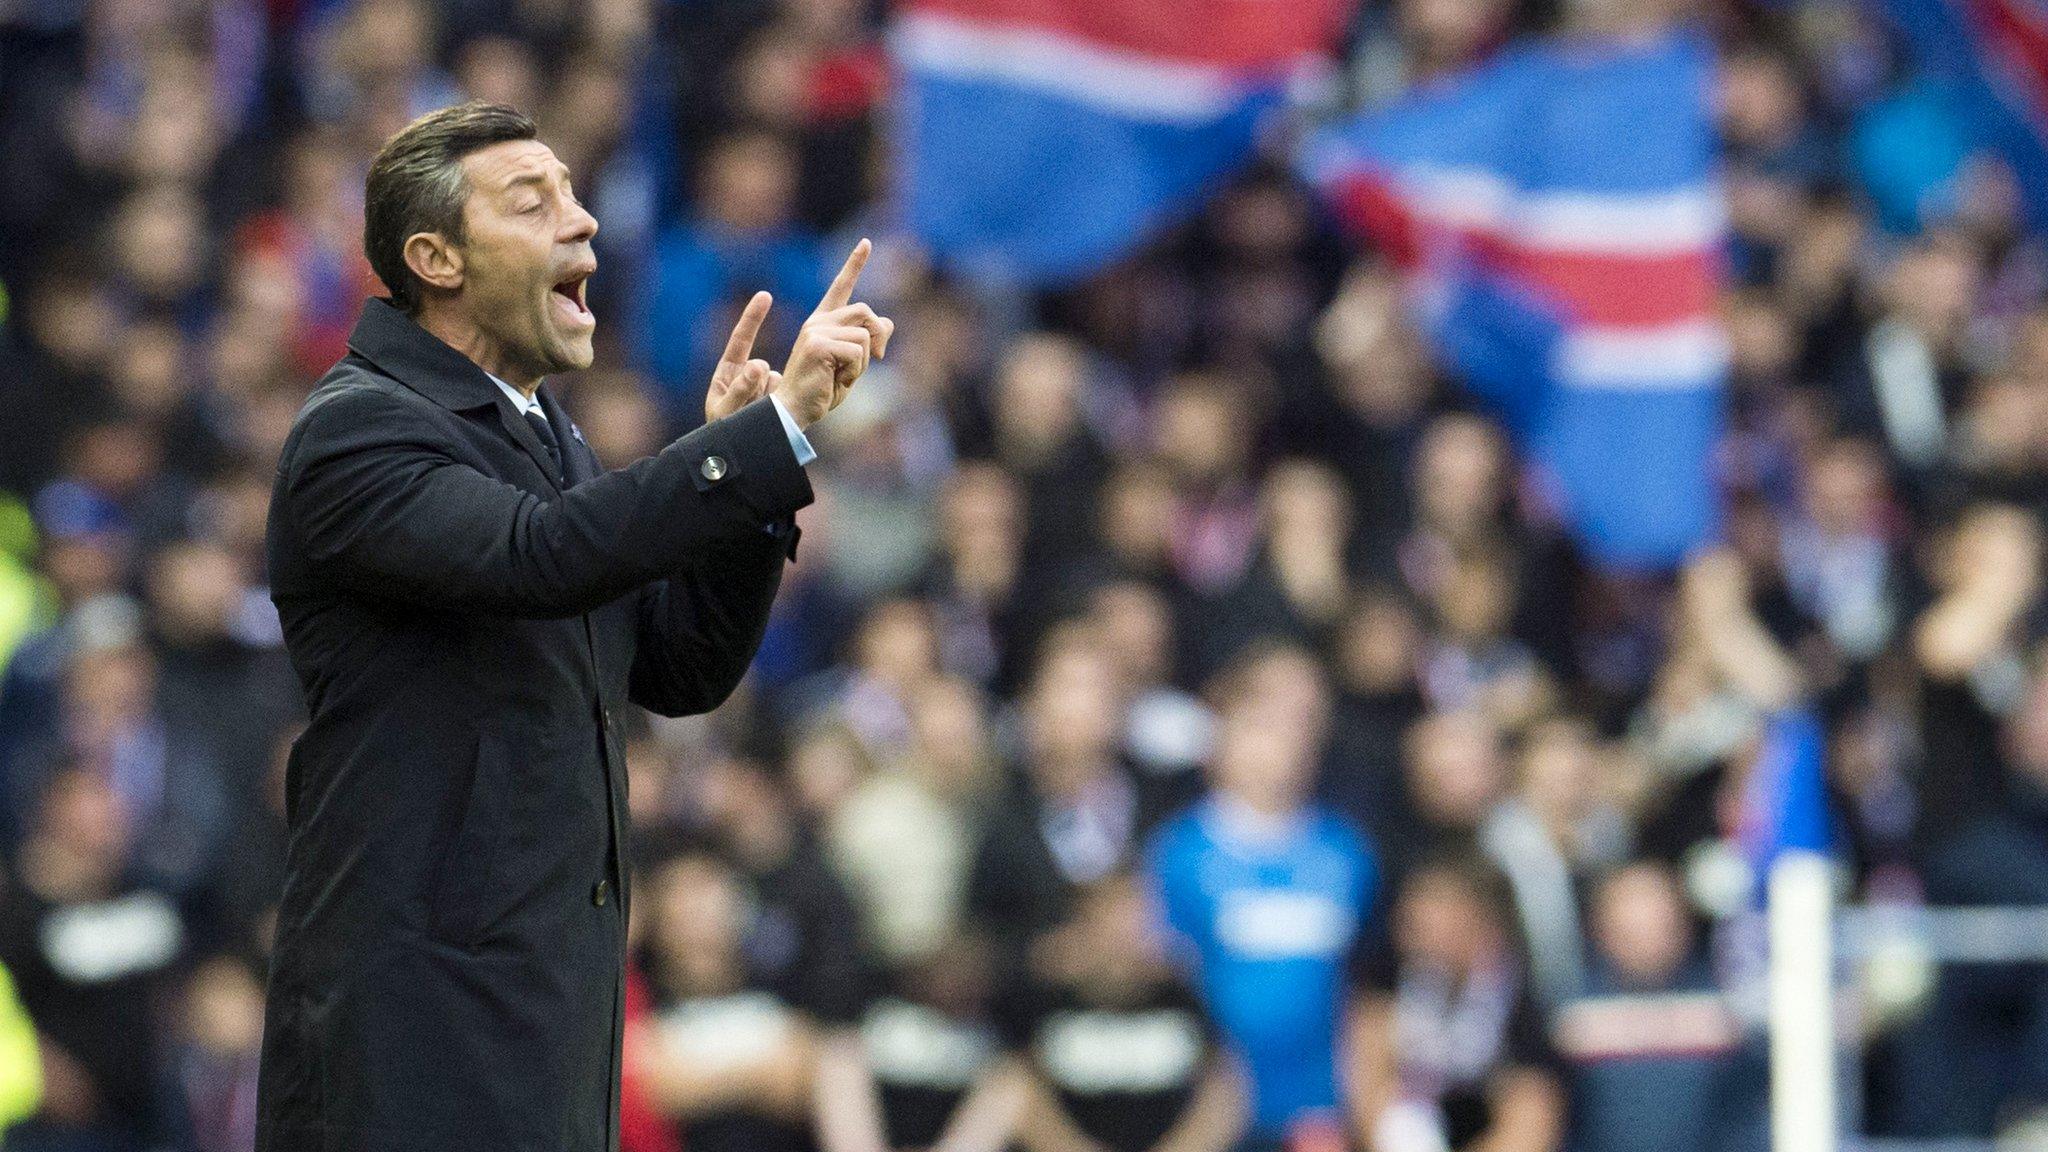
775, 238, 893, 430
705, 290, 779, 424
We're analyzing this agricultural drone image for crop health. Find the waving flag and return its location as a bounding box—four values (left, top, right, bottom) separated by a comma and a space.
1302, 32, 1728, 569
893, 0, 1350, 284
1876, 0, 2048, 230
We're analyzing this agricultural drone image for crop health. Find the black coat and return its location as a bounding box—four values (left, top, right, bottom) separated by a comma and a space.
255, 300, 812, 1152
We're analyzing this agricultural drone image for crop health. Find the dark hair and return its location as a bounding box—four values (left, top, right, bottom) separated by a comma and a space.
362, 101, 537, 314
1400, 852, 1522, 941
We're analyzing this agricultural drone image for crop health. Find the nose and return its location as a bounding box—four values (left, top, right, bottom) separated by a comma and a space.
563, 197, 598, 244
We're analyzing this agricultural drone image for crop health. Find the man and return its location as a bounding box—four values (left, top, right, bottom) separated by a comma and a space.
1552, 864, 1760, 1152
1348, 858, 1563, 1152
1145, 646, 1379, 1152
254, 102, 892, 1152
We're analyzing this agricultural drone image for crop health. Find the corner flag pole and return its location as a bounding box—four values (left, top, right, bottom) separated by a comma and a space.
1761, 710, 1836, 1152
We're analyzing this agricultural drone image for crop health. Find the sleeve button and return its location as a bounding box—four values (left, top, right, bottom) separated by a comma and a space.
592, 879, 610, 906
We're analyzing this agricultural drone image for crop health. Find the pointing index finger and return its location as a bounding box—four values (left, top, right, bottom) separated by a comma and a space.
815, 238, 872, 315
719, 291, 773, 368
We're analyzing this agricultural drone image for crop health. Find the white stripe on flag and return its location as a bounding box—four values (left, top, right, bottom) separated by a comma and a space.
1518, 187, 1726, 255
893, 12, 1248, 124
1555, 319, 1729, 390
1399, 166, 1517, 234
1391, 165, 1725, 257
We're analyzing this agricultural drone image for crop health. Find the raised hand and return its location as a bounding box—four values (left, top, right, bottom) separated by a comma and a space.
705, 290, 780, 424
774, 239, 895, 430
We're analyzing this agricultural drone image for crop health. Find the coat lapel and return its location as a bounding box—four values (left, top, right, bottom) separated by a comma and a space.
538, 386, 596, 487
494, 392, 565, 495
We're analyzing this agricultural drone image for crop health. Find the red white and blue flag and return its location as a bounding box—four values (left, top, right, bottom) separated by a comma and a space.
1302, 31, 1728, 570
892, 0, 1350, 284
1878, 0, 2048, 228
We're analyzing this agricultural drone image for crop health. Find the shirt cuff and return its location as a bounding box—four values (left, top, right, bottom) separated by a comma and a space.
769, 394, 817, 467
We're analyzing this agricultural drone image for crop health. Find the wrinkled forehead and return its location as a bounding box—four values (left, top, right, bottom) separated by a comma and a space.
459, 138, 568, 196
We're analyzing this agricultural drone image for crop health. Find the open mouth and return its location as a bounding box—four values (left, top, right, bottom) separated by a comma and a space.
551, 274, 593, 326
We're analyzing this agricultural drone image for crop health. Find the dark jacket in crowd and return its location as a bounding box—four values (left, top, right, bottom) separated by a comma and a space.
254, 299, 813, 1152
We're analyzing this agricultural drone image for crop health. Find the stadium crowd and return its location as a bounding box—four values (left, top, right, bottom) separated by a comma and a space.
3, 0, 2048, 1149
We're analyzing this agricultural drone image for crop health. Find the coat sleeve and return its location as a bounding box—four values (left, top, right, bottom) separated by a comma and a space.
626, 392, 818, 715
281, 386, 812, 619
626, 509, 796, 717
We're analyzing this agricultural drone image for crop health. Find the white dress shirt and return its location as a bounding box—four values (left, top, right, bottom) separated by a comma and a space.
488, 374, 816, 466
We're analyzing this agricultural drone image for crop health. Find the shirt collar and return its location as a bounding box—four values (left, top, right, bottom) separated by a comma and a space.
487, 372, 542, 416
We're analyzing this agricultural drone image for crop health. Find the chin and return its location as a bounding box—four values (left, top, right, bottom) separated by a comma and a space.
546, 335, 597, 373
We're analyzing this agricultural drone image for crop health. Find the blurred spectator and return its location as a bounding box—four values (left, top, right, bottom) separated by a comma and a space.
0, 768, 186, 1152
825, 677, 992, 965
680, 754, 865, 1028
642, 130, 826, 418
1349, 858, 1564, 1152
1480, 718, 1627, 1010
968, 626, 1162, 966
1553, 864, 1762, 1152
1009, 876, 1245, 1152
6, 598, 228, 897
1910, 504, 2041, 849
1720, 43, 1834, 287
796, 596, 942, 757
1384, 709, 1508, 882
1182, 460, 1353, 682
144, 542, 297, 809
1322, 588, 1427, 831
1889, 663, 2048, 1135
920, 463, 1032, 689
814, 934, 1024, 1152
1147, 652, 1377, 1149
1419, 546, 1554, 730
1089, 580, 1213, 782
172, 955, 265, 1152
1348, 0, 1516, 106
632, 846, 818, 1152
990, 334, 1114, 581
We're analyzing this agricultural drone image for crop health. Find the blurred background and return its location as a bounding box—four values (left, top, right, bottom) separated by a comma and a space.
3, 0, 2048, 1150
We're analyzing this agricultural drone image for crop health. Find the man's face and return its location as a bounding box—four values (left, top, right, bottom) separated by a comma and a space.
451, 139, 599, 378
1212, 704, 1314, 813
1594, 866, 1691, 986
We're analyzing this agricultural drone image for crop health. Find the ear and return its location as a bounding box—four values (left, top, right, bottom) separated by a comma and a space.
402, 232, 464, 296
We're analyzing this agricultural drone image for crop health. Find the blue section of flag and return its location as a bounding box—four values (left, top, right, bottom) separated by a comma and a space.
897, 70, 1279, 285
1418, 276, 1562, 436
1874, 0, 2048, 231
1313, 38, 1721, 192
1536, 385, 1724, 564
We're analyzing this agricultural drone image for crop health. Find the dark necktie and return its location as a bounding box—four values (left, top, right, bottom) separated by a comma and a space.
523, 407, 563, 483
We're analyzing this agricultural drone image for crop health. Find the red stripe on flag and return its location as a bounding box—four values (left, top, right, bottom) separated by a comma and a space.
1331, 177, 1720, 328
1971, 0, 2048, 133
905, 0, 1350, 73
1490, 245, 1720, 329
1328, 174, 1424, 269
1995, 0, 2048, 41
